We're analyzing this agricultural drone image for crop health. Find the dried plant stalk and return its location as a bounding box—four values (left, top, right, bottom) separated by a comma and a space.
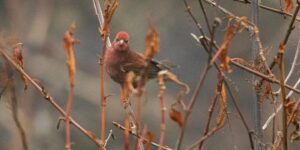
63, 22, 79, 150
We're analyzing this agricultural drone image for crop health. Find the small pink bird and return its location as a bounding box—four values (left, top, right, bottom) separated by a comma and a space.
104, 31, 166, 87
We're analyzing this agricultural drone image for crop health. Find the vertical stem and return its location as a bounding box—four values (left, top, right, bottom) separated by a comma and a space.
124, 116, 130, 150
278, 48, 287, 150
100, 42, 107, 148
251, 0, 261, 149
65, 85, 74, 150
158, 79, 166, 150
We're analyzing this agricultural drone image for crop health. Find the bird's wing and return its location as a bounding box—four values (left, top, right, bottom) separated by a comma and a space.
120, 51, 169, 79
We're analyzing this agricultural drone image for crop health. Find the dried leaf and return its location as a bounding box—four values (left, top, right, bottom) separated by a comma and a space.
216, 73, 227, 127
210, 24, 237, 73
121, 71, 136, 103
144, 23, 160, 60
288, 100, 300, 142
169, 105, 183, 128
158, 70, 190, 94
63, 22, 79, 87
284, 0, 293, 13
12, 43, 28, 90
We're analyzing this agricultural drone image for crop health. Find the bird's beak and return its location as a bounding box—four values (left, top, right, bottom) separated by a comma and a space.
118, 39, 125, 46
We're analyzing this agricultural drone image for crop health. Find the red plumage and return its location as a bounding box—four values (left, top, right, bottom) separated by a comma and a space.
104, 31, 165, 87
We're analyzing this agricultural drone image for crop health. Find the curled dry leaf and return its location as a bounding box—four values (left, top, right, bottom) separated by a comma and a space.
158, 70, 190, 94
284, 0, 293, 13
63, 22, 80, 87
211, 17, 249, 73
169, 104, 183, 128
211, 25, 236, 72
12, 43, 28, 90
121, 71, 136, 103
144, 23, 160, 60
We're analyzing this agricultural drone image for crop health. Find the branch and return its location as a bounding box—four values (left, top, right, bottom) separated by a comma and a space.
112, 121, 171, 150
274, 36, 300, 95
0, 48, 102, 147
234, 0, 300, 22
230, 59, 300, 94
277, 44, 288, 150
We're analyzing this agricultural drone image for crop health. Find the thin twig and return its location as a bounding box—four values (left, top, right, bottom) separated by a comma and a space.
104, 129, 114, 147
5, 63, 28, 150
183, 0, 206, 36
112, 121, 171, 150
198, 0, 212, 35
0, 48, 102, 147
234, 0, 300, 22
230, 59, 300, 94
198, 82, 220, 149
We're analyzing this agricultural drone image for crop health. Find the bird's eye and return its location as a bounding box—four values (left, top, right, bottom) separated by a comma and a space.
124, 40, 128, 43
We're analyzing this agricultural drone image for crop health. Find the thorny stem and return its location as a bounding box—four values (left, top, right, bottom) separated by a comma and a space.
112, 121, 171, 150
0, 48, 102, 147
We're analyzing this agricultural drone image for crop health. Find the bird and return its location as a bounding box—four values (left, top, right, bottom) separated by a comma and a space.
104, 31, 167, 88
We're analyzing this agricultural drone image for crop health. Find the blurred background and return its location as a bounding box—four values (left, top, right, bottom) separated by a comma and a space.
0, 0, 300, 149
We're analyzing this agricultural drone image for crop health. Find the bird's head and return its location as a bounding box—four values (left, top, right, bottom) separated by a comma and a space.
112, 31, 130, 52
